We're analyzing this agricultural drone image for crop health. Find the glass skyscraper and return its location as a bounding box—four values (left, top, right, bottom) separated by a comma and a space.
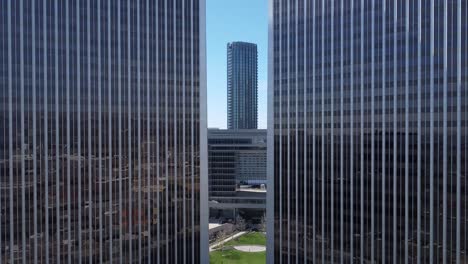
0, 0, 208, 263
267, 0, 467, 263
227, 42, 258, 129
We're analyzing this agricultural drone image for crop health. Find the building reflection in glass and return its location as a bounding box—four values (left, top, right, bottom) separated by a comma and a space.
0, 0, 205, 263
269, 0, 467, 263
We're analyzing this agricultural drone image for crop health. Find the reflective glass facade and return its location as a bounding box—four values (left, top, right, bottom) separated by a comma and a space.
227, 42, 258, 129
268, 0, 467, 263
208, 129, 266, 197
208, 129, 267, 219
0, 0, 207, 263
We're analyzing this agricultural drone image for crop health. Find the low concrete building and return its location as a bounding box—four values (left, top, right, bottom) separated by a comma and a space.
208, 129, 266, 222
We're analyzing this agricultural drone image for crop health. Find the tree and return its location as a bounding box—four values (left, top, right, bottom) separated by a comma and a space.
215, 230, 227, 251
235, 215, 246, 231
260, 213, 266, 232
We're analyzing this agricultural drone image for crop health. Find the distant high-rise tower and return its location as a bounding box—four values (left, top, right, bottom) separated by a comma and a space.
0, 0, 208, 263
227, 42, 258, 129
268, 0, 467, 263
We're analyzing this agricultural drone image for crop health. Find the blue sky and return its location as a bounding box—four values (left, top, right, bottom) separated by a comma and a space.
207, 0, 268, 129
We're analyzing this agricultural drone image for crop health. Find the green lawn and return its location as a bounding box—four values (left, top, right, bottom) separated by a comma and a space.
210, 232, 266, 264
210, 249, 265, 264
224, 232, 266, 246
